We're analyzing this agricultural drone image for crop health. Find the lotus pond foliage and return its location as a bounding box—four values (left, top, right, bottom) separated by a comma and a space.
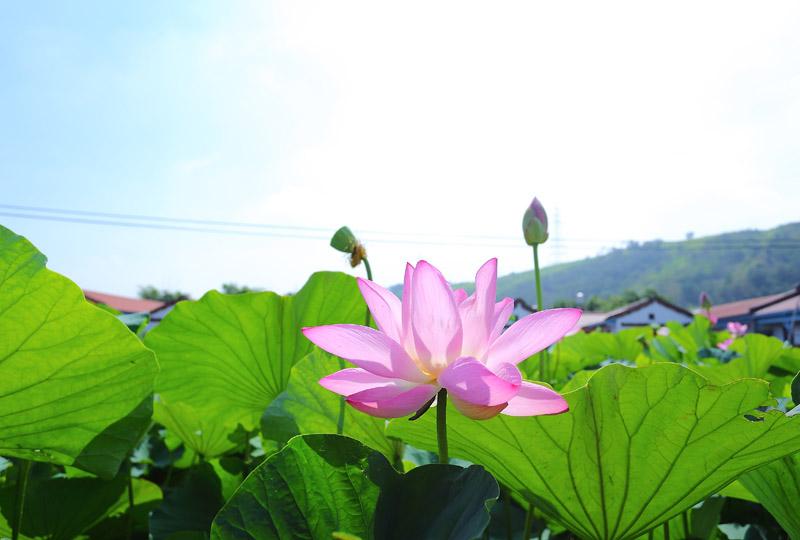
1, 220, 800, 540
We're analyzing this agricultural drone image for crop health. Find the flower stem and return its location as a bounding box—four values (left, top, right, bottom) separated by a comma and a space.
363, 257, 373, 281
363, 257, 373, 328
523, 501, 535, 539
436, 389, 448, 464
533, 244, 549, 381
533, 244, 543, 312
12, 459, 31, 540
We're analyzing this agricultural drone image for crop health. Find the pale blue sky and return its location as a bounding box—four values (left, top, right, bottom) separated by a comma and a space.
2, 1, 800, 297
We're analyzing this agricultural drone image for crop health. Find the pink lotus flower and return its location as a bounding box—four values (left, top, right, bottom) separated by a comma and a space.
718, 321, 748, 350
727, 321, 748, 337
302, 259, 581, 420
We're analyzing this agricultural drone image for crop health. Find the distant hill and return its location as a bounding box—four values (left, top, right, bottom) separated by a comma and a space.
451, 222, 800, 309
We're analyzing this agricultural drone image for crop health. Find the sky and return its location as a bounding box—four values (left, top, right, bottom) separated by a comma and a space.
2, 1, 799, 298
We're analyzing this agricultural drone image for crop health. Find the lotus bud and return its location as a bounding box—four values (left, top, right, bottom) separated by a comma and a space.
699, 292, 712, 311
330, 226, 367, 268
522, 197, 549, 245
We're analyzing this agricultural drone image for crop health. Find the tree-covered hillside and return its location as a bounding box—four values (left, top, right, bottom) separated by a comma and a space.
463, 222, 800, 309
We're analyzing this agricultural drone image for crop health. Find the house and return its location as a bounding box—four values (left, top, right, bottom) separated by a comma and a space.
577, 297, 694, 333
514, 296, 693, 334
83, 290, 166, 314
83, 289, 177, 333
709, 285, 800, 345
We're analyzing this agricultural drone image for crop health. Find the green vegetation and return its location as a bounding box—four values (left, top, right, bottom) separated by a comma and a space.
138, 286, 191, 302
4, 222, 800, 539
490, 222, 800, 308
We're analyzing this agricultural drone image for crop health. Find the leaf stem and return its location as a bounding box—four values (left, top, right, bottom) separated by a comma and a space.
337, 357, 346, 435
336, 256, 374, 437
523, 500, 535, 539
502, 489, 513, 540
390, 437, 405, 472
126, 471, 135, 540
662, 520, 670, 540
681, 511, 689, 536
436, 389, 448, 464
12, 459, 31, 540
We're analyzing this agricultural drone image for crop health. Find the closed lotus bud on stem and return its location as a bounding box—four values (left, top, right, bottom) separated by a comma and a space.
699, 292, 712, 311
522, 197, 549, 245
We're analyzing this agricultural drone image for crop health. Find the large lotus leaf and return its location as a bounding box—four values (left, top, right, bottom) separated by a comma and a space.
211, 434, 499, 540
145, 271, 366, 432
261, 350, 397, 461
149, 462, 226, 540
154, 400, 244, 459
387, 363, 800, 540
739, 453, 800, 539
373, 462, 499, 540
211, 434, 383, 540
0, 471, 161, 540
0, 225, 158, 478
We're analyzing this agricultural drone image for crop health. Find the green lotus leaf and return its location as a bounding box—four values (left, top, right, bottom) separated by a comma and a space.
387, 363, 800, 540
211, 434, 499, 540
0, 225, 158, 478
0, 469, 161, 539
145, 271, 366, 434
261, 350, 397, 462
739, 453, 800, 539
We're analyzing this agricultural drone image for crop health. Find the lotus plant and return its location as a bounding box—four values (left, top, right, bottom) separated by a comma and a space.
303, 258, 580, 462
699, 291, 718, 325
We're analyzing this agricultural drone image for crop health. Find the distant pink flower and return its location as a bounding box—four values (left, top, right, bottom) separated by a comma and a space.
302, 259, 581, 420
656, 326, 670, 337
727, 321, 748, 337
718, 321, 748, 350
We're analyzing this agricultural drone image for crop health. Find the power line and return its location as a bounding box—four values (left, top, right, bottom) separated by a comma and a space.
0, 211, 526, 249
0, 203, 521, 242
2, 204, 799, 250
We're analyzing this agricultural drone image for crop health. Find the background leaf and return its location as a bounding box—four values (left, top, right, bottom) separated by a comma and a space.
150, 462, 226, 540
0, 466, 161, 540
739, 453, 800, 539
0, 225, 158, 478
261, 350, 397, 461
145, 272, 366, 438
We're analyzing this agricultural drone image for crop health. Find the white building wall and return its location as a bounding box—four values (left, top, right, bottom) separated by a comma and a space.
609, 302, 692, 331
